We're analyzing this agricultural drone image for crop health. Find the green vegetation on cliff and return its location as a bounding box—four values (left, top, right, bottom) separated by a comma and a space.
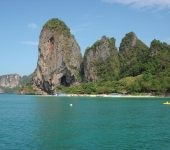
59, 33, 170, 96
119, 32, 149, 78
19, 82, 37, 94
145, 39, 170, 75
84, 36, 120, 81
0, 86, 20, 94
32, 19, 170, 96
0, 74, 33, 94
59, 73, 170, 95
43, 18, 71, 37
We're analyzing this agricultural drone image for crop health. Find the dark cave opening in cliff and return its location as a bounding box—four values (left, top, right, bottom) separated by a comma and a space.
60, 75, 70, 87
49, 37, 54, 44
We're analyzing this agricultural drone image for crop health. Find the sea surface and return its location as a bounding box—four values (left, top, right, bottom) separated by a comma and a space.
0, 94, 170, 150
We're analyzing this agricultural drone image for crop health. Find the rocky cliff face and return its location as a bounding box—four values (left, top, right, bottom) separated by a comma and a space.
84, 36, 119, 82
119, 32, 149, 77
149, 39, 170, 56
0, 74, 21, 88
119, 32, 138, 56
33, 18, 82, 95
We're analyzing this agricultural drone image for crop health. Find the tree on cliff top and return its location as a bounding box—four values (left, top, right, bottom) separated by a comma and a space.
42, 18, 71, 37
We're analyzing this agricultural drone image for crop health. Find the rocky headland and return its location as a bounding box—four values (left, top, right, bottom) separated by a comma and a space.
83, 36, 119, 82
0, 74, 32, 94
33, 18, 83, 95
31, 18, 170, 95
0, 74, 21, 89
3, 18, 169, 96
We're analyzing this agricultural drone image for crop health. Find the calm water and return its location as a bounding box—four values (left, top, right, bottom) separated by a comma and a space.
0, 94, 170, 150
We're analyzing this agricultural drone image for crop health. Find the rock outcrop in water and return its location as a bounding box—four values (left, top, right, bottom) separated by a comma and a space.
0, 74, 33, 93
0, 74, 21, 88
33, 18, 83, 95
32, 18, 170, 95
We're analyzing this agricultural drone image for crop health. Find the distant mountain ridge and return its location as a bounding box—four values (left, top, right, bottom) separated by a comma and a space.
0, 74, 20, 88
0, 74, 32, 93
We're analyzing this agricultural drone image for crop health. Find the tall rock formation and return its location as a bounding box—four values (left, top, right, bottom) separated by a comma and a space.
0, 74, 32, 93
84, 36, 119, 82
148, 39, 170, 73
33, 18, 82, 95
0, 74, 21, 88
149, 39, 170, 56
119, 32, 149, 77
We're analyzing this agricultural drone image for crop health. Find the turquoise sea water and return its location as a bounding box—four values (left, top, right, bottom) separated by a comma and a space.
0, 94, 170, 150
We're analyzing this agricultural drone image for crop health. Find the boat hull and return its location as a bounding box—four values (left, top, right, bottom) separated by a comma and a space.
163, 102, 170, 105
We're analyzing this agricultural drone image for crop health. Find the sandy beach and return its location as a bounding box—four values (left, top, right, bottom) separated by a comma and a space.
57, 94, 161, 97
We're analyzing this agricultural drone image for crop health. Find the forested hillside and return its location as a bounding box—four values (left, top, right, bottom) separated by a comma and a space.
59, 32, 170, 96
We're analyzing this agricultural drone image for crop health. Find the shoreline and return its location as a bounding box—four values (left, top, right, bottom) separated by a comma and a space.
17, 93, 169, 98
53, 94, 168, 98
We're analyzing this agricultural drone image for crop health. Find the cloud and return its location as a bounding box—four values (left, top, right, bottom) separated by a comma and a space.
28, 23, 38, 29
101, 0, 170, 10
20, 41, 38, 45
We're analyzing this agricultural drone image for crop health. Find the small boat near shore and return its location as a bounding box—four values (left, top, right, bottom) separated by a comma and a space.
163, 101, 170, 105
109, 93, 121, 97
54, 93, 67, 97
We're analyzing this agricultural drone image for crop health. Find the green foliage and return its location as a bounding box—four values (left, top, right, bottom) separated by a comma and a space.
19, 82, 37, 94
75, 71, 83, 81
43, 18, 71, 37
20, 74, 32, 85
62, 33, 169, 96
84, 36, 120, 81
59, 70, 170, 95
25, 29, 170, 96
0, 74, 32, 94
0, 86, 20, 94
84, 40, 102, 57
119, 32, 149, 78
145, 39, 170, 75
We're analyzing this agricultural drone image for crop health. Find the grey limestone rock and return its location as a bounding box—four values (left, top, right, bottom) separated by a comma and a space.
0, 74, 21, 88
33, 18, 83, 94
83, 36, 118, 82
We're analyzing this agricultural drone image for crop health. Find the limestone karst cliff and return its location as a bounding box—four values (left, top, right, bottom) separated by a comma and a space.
148, 39, 170, 74
33, 18, 83, 94
84, 36, 119, 82
31, 18, 170, 96
149, 39, 170, 56
0, 74, 32, 93
0, 74, 21, 88
119, 32, 149, 77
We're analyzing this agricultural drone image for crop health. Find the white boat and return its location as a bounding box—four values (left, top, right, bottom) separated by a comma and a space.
109, 93, 121, 97
163, 101, 170, 105
54, 93, 67, 97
